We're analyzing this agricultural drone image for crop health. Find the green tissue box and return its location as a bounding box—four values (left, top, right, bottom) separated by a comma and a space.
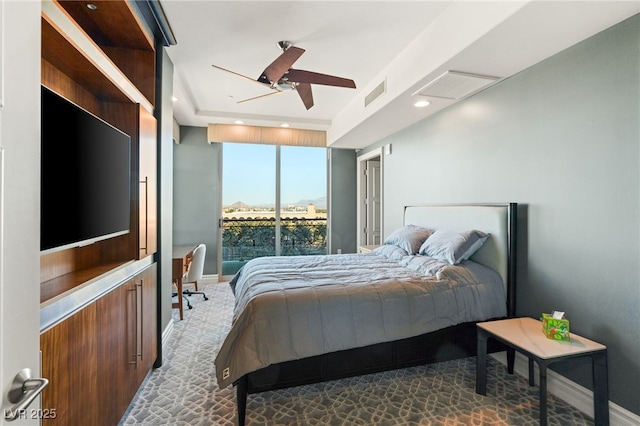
542, 313, 570, 341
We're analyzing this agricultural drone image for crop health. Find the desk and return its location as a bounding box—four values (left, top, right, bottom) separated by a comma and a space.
476, 317, 608, 426
172, 245, 197, 320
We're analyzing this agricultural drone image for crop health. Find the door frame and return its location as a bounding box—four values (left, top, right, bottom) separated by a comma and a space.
356, 148, 383, 248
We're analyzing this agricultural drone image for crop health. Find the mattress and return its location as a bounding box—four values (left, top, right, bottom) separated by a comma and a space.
215, 245, 506, 388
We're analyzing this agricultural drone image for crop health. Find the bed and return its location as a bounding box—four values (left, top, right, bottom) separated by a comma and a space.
215, 203, 517, 426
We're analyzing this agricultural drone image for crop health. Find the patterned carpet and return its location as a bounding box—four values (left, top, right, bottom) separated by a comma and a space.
120, 281, 594, 425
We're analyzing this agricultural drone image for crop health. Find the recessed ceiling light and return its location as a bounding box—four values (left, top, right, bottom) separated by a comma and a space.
171, 96, 179, 102
414, 100, 431, 108
280, 123, 290, 128
86, 3, 98, 11
234, 120, 245, 125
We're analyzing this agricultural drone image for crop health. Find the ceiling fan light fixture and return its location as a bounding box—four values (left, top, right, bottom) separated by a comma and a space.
277, 40, 292, 51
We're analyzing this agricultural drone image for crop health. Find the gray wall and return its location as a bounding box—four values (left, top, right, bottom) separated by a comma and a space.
329, 148, 358, 254
374, 15, 639, 415
173, 126, 221, 275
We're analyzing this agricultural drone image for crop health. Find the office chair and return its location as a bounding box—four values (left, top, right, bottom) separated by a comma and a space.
181, 243, 209, 304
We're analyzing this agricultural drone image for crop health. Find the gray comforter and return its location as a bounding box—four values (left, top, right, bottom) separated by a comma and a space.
214, 245, 506, 388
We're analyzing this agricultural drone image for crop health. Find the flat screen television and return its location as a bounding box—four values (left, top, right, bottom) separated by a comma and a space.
41, 86, 131, 254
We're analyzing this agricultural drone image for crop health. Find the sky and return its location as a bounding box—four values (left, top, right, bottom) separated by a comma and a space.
222, 143, 327, 207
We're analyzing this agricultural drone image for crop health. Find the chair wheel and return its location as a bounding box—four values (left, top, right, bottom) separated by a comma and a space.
188, 305, 193, 310
204, 296, 209, 301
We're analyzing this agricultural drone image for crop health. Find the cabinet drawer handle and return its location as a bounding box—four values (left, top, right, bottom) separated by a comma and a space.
137, 280, 144, 361
127, 282, 143, 367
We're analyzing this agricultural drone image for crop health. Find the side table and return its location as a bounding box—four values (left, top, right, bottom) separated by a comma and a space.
358, 244, 381, 253
476, 317, 608, 426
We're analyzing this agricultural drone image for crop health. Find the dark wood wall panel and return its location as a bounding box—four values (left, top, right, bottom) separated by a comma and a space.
42, 18, 131, 104
103, 46, 156, 105
41, 59, 102, 116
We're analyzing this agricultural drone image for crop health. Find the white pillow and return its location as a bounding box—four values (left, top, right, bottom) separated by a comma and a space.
418, 229, 488, 265
383, 225, 433, 255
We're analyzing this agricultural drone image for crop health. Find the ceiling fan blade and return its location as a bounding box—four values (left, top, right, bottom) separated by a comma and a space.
260, 46, 305, 84
212, 65, 269, 87
296, 83, 314, 110
237, 90, 288, 104
285, 69, 356, 89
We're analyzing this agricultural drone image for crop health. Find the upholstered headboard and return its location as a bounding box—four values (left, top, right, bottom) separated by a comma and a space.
403, 203, 517, 317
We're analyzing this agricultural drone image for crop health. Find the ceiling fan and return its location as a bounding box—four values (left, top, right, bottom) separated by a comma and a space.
212, 41, 356, 110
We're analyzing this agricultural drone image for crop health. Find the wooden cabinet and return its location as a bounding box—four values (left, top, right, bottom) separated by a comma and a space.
96, 281, 137, 425
40, 305, 99, 426
39, 2, 161, 424
135, 263, 158, 385
96, 263, 157, 423
41, 263, 157, 426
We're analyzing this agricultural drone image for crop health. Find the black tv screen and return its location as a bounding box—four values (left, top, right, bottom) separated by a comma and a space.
41, 86, 131, 253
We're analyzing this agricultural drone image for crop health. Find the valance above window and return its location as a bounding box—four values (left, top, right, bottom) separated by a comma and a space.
208, 124, 326, 147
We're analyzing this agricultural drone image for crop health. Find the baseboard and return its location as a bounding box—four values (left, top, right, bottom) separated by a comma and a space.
161, 318, 175, 349
201, 274, 219, 283
491, 352, 640, 426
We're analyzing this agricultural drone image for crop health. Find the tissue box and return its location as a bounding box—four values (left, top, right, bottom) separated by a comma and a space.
542, 313, 570, 341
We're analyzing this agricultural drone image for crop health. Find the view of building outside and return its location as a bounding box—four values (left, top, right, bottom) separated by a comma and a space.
221, 143, 327, 275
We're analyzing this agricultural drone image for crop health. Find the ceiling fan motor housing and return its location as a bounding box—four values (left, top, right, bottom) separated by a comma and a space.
277, 40, 292, 51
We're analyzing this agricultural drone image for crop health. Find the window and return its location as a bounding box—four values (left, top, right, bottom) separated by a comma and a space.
221, 143, 327, 276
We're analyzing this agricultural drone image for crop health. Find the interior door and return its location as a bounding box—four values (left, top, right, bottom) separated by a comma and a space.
1, 2, 44, 424
365, 159, 381, 245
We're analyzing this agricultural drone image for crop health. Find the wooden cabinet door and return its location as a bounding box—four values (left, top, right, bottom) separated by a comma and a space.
41, 304, 99, 426
135, 263, 158, 386
138, 105, 157, 258
97, 280, 138, 425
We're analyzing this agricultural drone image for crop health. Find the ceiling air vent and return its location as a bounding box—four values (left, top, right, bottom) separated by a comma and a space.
364, 79, 386, 107
414, 71, 499, 100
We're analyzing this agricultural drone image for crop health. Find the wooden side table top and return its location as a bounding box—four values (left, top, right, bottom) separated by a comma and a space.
358, 244, 381, 253
477, 317, 606, 360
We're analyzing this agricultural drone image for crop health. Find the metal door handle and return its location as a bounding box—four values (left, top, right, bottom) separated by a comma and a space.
140, 177, 148, 253
4, 368, 49, 421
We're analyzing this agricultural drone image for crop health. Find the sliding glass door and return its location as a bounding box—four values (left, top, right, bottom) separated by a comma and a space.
220, 143, 327, 277
280, 146, 327, 256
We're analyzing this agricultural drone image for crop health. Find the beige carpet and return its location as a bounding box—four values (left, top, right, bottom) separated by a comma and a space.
120, 281, 594, 425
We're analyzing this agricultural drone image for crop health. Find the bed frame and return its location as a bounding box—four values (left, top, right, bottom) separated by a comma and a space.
234, 203, 517, 426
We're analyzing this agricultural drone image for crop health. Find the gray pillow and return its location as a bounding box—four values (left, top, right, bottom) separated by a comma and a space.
384, 225, 433, 255
418, 229, 488, 264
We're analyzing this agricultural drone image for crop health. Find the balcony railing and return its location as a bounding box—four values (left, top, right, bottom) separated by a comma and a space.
221, 217, 327, 275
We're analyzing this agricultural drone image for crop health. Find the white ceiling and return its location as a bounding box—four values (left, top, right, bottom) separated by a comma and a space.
163, 1, 639, 149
